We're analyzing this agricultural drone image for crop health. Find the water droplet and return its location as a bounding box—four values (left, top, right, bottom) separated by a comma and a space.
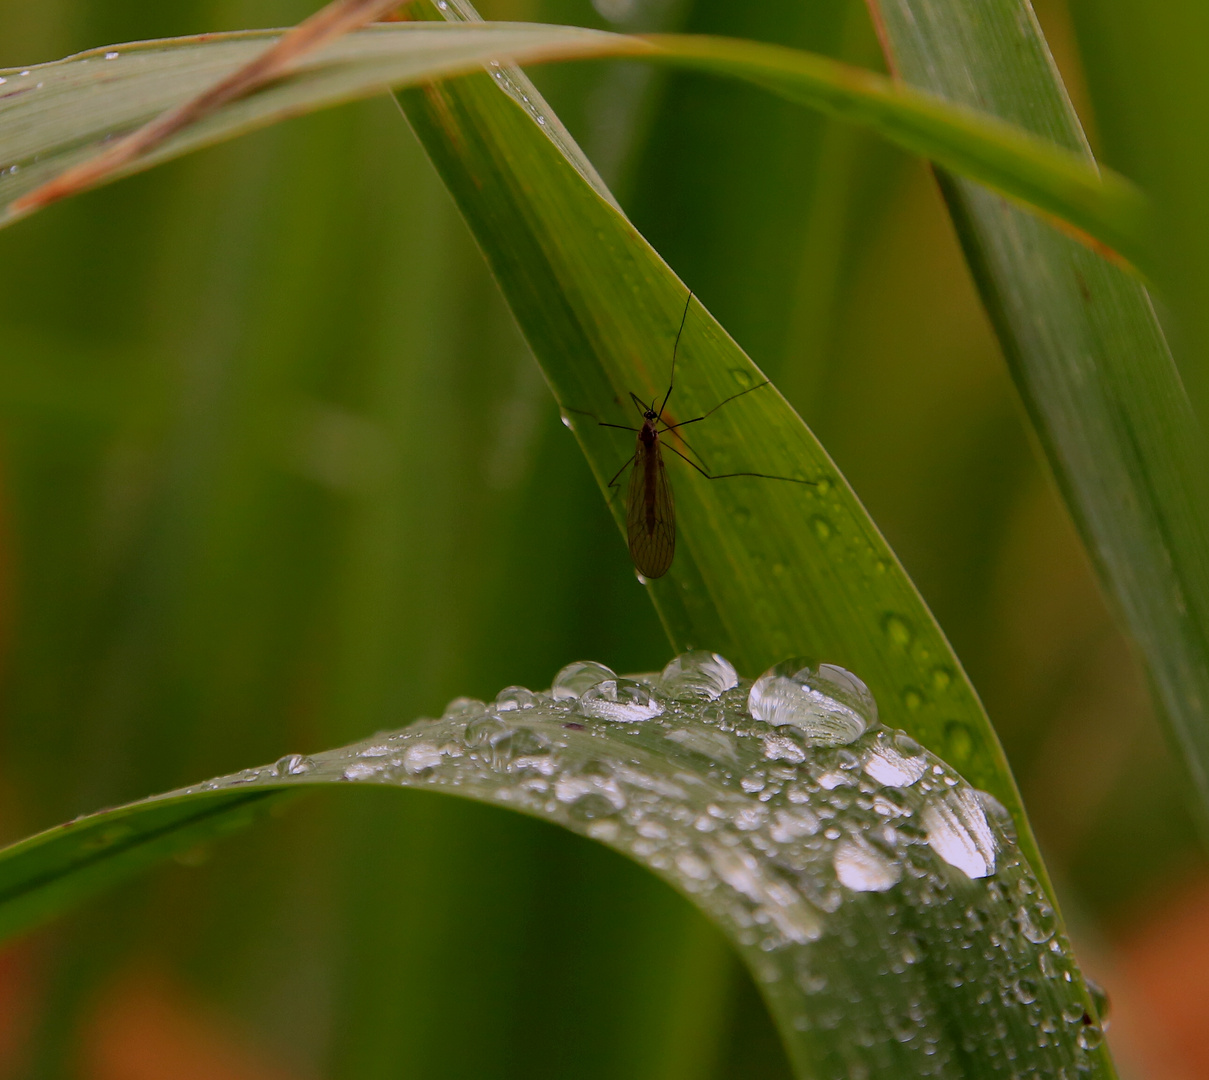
748, 659, 876, 745
551, 659, 616, 701
487, 727, 549, 768
810, 515, 833, 542
343, 761, 382, 781
359, 744, 393, 759
580, 678, 663, 722
560, 412, 574, 429
834, 837, 901, 892
0, 78, 6, 85
273, 753, 313, 777
922, 787, 997, 879
882, 613, 914, 649
675, 850, 712, 881
104, 51, 119, 60
495, 685, 536, 711
1014, 978, 1038, 1004
1077, 1024, 1103, 1051
762, 730, 808, 764
770, 807, 820, 842
814, 476, 833, 496
555, 770, 625, 816
660, 650, 738, 699
902, 686, 923, 711
665, 727, 738, 763
976, 789, 1017, 840
730, 367, 753, 388
443, 697, 487, 722
864, 737, 927, 787
1019, 898, 1057, 944
403, 742, 443, 774
464, 715, 509, 746
1086, 977, 1111, 1026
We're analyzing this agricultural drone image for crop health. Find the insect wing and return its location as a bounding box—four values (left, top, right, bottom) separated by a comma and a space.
626, 436, 675, 578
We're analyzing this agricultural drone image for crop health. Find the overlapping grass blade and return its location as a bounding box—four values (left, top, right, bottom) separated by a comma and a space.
0, 22, 1144, 265
865, 0, 1209, 828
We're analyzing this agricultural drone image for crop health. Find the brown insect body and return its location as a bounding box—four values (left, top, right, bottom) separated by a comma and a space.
626, 412, 676, 578
598, 292, 813, 580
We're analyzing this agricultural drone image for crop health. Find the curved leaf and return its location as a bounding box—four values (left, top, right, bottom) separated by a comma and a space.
0, 660, 1111, 1078
0, 22, 1146, 266
867, 0, 1209, 827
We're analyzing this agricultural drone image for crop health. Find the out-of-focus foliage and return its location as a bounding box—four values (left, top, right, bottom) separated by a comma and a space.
0, 0, 1203, 1078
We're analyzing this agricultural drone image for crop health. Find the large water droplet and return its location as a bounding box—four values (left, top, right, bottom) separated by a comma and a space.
551, 659, 616, 701
863, 735, 926, 787
580, 678, 663, 722
922, 786, 997, 879
748, 659, 876, 745
660, 650, 738, 700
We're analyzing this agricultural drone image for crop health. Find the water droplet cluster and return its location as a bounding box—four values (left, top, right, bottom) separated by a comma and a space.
183, 651, 1105, 1077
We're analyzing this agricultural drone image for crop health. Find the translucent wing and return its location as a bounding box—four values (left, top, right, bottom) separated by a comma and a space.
626, 435, 676, 578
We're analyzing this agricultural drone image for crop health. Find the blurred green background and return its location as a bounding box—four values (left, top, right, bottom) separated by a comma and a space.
0, 0, 1207, 1077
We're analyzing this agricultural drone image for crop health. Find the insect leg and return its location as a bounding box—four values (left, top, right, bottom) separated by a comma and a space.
660, 427, 711, 473
607, 452, 638, 489
662, 442, 815, 485
600, 422, 640, 433
661, 380, 772, 432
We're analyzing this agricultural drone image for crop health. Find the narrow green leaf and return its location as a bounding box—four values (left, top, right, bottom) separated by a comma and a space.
0, 22, 1146, 266
0, 660, 1111, 1077
866, 0, 1209, 828
390, 0, 1032, 873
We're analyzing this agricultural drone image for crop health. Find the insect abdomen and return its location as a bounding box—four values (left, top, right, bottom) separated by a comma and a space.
626, 428, 675, 578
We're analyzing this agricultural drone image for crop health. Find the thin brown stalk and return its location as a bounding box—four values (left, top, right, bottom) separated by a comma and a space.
9, 0, 409, 214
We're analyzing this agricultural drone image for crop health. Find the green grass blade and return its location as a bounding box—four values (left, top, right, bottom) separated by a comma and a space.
0, 22, 1145, 265
0, 668, 1112, 1077
866, 0, 1209, 828
393, 0, 1029, 863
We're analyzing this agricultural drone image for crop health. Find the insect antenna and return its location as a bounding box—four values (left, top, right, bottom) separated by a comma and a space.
657, 291, 694, 421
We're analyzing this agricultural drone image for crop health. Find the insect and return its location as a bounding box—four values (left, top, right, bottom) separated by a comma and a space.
598, 293, 814, 579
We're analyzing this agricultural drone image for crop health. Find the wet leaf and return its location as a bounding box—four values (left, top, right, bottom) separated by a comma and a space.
0, 656, 1110, 1078
0, 22, 1146, 265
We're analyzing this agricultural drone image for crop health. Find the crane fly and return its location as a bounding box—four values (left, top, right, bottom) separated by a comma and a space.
597, 293, 814, 579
